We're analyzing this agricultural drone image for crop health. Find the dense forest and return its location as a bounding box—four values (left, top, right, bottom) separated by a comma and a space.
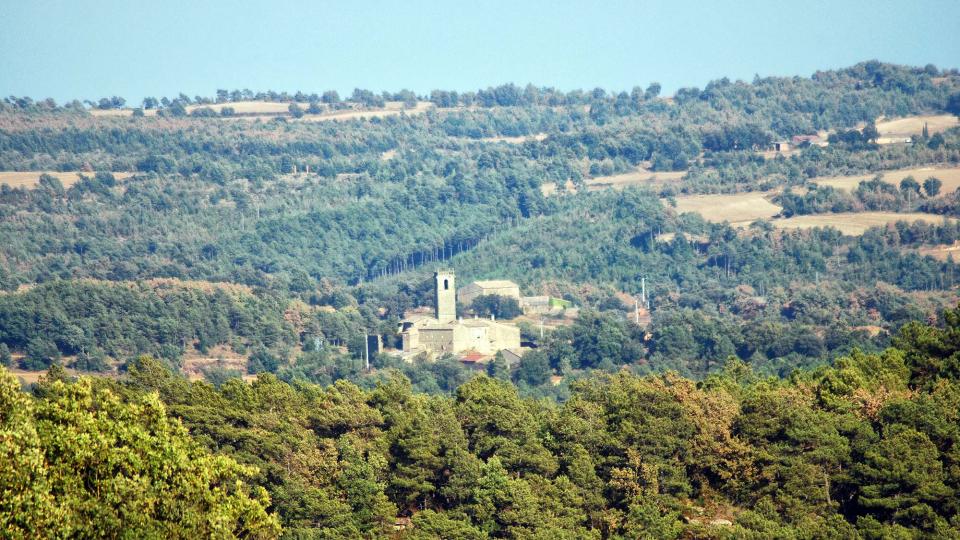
4, 309, 960, 538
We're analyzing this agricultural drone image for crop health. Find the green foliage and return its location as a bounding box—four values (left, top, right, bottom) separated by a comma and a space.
4, 312, 960, 537
0, 366, 280, 538
0, 344, 10, 367
469, 295, 522, 319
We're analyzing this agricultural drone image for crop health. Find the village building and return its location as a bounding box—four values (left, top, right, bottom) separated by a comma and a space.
399, 270, 521, 359
457, 279, 521, 306
771, 140, 791, 152
458, 278, 576, 318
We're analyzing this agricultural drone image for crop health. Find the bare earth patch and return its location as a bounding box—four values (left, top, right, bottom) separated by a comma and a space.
672, 192, 782, 226
773, 212, 954, 235
813, 166, 960, 194
0, 171, 134, 189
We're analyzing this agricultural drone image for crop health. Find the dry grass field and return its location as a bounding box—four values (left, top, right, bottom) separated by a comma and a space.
918, 242, 960, 261
773, 212, 954, 235
298, 101, 433, 122
671, 192, 782, 225
813, 166, 960, 194
89, 108, 158, 117
539, 168, 686, 197
587, 169, 687, 191
0, 171, 134, 189
876, 114, 959, 137
86, 100, 434, 121
186, 101, 314, 115
539, 179, 577, 196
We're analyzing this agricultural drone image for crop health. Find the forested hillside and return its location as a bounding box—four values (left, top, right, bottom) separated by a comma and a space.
4, 309, 960, 538
1, 61, 960, 388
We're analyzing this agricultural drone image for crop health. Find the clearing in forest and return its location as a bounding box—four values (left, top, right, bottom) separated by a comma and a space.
876, 114, 959, 137
472, 133, 549, 144
87, 100, 434, 120
539, 168, 686, 197
89, 108, 157, 117
0, 171, 134, 189
917, 241, 960, 261
186, 101, 313, 114
587, 169, 687, 190
813, 166, 960, 194
539, 179, 577, 196
671, 192, 782, 225
773, 211, 954, 235
297, 101, 433, 122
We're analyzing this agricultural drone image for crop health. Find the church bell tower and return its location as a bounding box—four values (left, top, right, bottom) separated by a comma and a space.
435, 269, 456, 323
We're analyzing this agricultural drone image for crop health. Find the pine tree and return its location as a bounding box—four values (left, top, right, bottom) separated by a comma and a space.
0, 344, 11, 367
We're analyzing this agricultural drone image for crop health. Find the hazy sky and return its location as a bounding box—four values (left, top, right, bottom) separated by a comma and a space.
1, 0, 958, 104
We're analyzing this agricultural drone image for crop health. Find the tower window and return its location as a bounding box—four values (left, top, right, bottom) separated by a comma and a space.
444, 279, 449, 290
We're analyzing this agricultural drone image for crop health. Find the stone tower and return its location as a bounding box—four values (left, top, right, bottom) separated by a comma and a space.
435, 269, 456, 323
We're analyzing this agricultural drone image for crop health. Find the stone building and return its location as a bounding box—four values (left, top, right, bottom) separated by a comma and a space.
400, 270, 520, 358
457, 279, 521, 306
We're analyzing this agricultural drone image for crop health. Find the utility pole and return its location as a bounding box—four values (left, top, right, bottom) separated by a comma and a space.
364, 332, 370, 371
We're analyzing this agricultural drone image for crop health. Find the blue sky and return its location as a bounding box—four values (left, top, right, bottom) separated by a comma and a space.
1, 0, 958, 104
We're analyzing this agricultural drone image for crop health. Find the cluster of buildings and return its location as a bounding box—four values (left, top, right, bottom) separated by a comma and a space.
395, 270, 571, 365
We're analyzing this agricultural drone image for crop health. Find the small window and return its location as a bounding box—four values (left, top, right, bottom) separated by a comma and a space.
444, 279, 449, 290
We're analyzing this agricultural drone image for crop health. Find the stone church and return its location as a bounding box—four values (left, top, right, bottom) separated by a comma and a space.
399, 269, 521, 358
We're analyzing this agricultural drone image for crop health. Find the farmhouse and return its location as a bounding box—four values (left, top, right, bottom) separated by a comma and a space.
458, 279, 521, 305
399, 270, 520, 359
771, 141, 791, 152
